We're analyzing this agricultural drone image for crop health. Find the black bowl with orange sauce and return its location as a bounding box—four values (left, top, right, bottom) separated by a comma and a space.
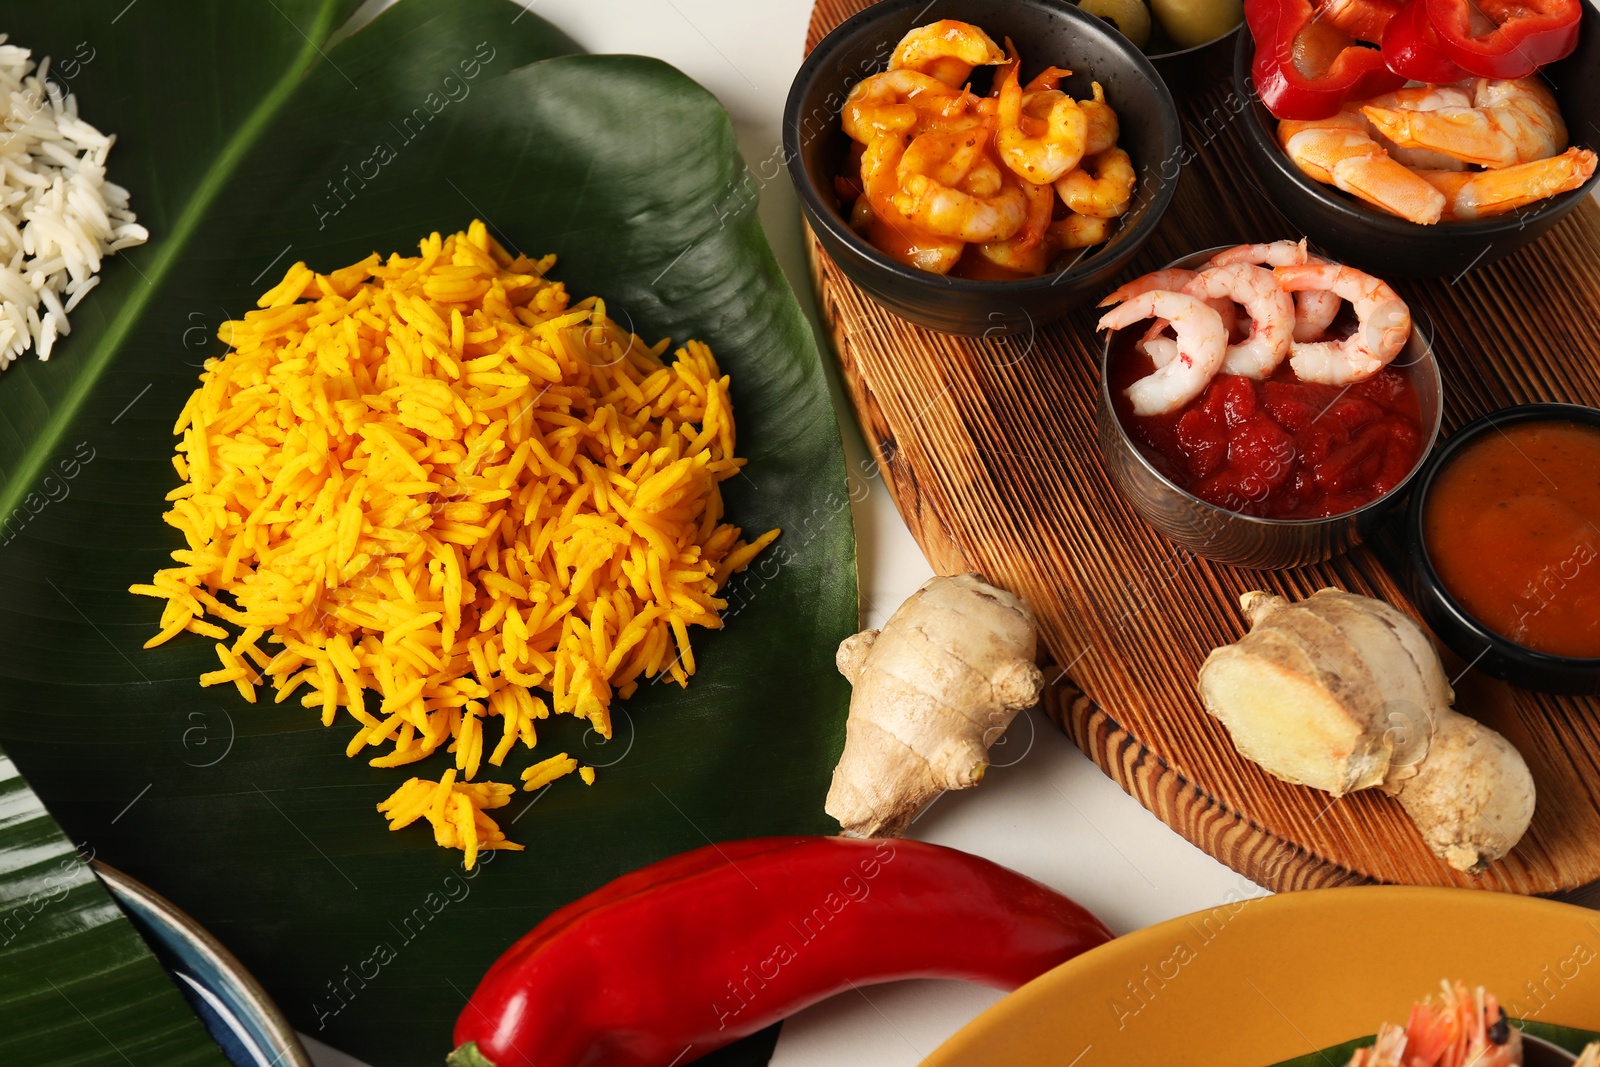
1407, 403, 1600, 695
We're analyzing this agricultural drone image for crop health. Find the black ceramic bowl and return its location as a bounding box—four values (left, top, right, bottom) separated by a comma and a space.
1232, 5, 1600, 278
785, 0, 1183, 335
1406, 403, 1600, 695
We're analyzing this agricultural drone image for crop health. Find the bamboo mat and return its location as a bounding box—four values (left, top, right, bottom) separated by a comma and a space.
805, 0, 1600, 894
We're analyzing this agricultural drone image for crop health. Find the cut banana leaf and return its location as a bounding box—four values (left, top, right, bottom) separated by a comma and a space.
0, 745, 230, 1066
1267, 1020, 1600, 1066
0, 2, 857, 1066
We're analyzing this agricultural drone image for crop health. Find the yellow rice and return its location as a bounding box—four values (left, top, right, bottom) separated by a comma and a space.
133, 221, 778, 867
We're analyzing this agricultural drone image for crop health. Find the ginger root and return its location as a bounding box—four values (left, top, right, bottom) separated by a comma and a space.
1198, 589, 1536, 874
826, 573, 1044, 838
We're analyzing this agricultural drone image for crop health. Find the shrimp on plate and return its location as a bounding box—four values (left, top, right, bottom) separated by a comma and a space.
1419, 147, 1598, 219
1055, 147, 1136, 218
1209, 239, 1340, 342
1345, 982, 1520, 1067
1098, 291, 1228, 416
1274, 262, 1409, 385
857, 133, 965, 273
892, 126, 1031, 243
842, 69, 966, 143
1278, 110, 1448, 225
993, 58, 1086, 185
1362, 78, 1567, 170
887, 19, 1005, 88
1183, 263, 1294, 378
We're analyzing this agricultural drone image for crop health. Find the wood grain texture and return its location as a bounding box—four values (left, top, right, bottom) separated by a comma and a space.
806, 0, 1600, 893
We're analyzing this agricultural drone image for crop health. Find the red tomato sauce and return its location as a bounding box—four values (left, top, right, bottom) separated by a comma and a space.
1423, 420, 1600, 660
1111, 347, 1425, 520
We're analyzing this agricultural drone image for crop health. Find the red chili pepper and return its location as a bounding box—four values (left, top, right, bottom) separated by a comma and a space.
1382, 0, 1471, 82
447, 836, 1113, 1067
1247, 0, 1406, 120
1422, 0, 1581, 78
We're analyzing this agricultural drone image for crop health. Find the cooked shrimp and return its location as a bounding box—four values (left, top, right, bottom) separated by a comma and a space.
1055, 147, 1135, 218
1098, 267, 1197, 307
1099, 291, 1228, 416
1278, 110, 1447, 225
1343, 982, 1521, 1067
859, 133, 965, 273
1079, 82, 1119, 156
973, 177, 1057, 275
1208, 239, 1339, 343
892, 131, 1030, 243
1419, 146, 1597, 219
1048, 213, 1112, 250
842, 69, 964, 143
994, 61, 1086, 184
1362, 77, 1567, 170
1274, 263, 1409, 384
1358, 84, 1473, 172
1183, 264, 1294, 378
888, 19, 1005, 88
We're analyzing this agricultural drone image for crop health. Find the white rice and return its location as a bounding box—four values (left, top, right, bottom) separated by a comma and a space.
0, 35, 147, 367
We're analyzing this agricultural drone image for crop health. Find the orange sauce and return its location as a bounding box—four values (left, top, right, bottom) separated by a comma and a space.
1424, 420, 1600, 659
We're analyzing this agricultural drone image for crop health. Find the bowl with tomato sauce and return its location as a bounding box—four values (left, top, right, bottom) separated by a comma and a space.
1407, 404, 1600, 695
1096, 246, 1442, 569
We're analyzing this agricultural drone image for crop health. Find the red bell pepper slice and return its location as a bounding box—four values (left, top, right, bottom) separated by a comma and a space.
1423, 0, 1581, 78
1247, 0, 1406, 120
1382, 0, 1471, 81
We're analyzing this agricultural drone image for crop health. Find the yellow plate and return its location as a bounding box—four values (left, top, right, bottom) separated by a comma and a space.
925, 887, 1600, 1066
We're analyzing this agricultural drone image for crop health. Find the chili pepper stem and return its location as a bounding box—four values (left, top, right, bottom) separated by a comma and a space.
446, 1042, 497, 1067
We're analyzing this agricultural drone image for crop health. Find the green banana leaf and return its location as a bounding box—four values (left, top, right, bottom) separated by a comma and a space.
1268, 1020, 1600, 1066
0, 744, 230, 1066
0, 2, 858, 1065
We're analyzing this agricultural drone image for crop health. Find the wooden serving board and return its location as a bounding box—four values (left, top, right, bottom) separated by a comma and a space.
805, 0, 1600, 896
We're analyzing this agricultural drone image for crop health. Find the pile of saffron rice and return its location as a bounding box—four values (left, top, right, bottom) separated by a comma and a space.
133, 221, 776, 868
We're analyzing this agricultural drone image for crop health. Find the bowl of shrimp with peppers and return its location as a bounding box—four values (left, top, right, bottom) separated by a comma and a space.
1096, 239, 1442, 568
784, 0, 1183, 334
1231, 0, 1598, 276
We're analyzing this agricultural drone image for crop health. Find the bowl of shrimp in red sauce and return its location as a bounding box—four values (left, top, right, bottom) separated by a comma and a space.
784, 0, 1183, 335
1096, 240, 1442, 569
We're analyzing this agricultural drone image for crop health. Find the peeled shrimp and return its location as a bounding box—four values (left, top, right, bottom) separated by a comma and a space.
1419, 146, 1598, 220
888, 19, 1005, 88
1362, 77, 1567, 170
1099, 291, 1228, 416
1055, 147, 1136, 218
1048, 213, 1112, 250
1209, 239, 1339, 343
1184, 264, 1294, 378
1098, 268, 1197, 307
1278, 110, 1447, 225
843, 69, 965, 143
973, 176, 1057, 275
860, 133, 965, 273
892, 129, 1030, 243
994, 61, 1086, 185
1274, 263, 1409, 385
1079, 82, 1119, 156
1357, 84, 1473, 172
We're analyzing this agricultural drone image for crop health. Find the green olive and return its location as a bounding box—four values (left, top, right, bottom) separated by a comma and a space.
1078, 0, 1153, 50
1150, 0, 1243, 49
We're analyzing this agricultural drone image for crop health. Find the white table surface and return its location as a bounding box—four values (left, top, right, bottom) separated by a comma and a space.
308, 2, 1265, 1063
